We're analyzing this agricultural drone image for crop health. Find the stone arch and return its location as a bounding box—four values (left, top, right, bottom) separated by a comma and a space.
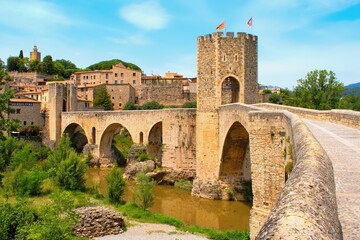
219, 121, 251, 199
147, 121, 163, 162
99, 123, 133, 159
63, 123, 88, 152
221, 76, 240, 104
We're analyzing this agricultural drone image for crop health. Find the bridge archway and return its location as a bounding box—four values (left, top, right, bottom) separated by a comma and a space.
63, 123, 88, 152
148, 121, 163, 163
219, 121, 251, 200
99, 123, 133, 159
221, 76, 240, 104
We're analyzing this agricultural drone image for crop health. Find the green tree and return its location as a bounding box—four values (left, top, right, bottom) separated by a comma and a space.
6, 56, 20, 72
0, 88, 22, 137
133, 172, 155, 210
269, 92, 280, 104
0, 58, 4, 69
88, 59, 141, 71
141, 100, 163, 110
338, 95, 360, 111
55, 151, 87, 190
41, 55, 55, 75
19, 50, 24, 59
106, 166, 126, 204
93, 86, 113, 110
29, 60, 41, 72
291, 70, 345, 110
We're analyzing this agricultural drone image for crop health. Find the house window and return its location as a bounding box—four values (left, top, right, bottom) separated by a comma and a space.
112, 97, 114, 99
133, 72, 136, 77
23, 121, 27, 125
114, 80, 118, 84
120, 73, 124, 77
120, 80, 124, 84
115, 73, 118, 77
119, 103, 122, 106
132, 80, 136, 84
16, 109, 21, 114
31, 122, 34, 125
106, 73, 109, 79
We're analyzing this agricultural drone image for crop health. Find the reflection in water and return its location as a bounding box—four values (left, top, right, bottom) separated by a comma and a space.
86, 168, 250, 231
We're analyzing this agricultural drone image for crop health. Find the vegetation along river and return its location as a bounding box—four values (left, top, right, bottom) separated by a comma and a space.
86, 168, 251, 231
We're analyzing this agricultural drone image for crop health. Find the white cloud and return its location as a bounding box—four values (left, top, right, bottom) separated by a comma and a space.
0, 0, 71, 33
119, 1, 170, 30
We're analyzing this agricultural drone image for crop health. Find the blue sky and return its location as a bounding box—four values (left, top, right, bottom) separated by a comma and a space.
1, 0, 359, 89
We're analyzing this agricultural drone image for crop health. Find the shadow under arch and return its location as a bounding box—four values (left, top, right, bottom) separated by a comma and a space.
219, 121, 251, 200
221, 76, 240, 104
63, 123, 88, 152
99, 123, 133, 160
148, 121, 163, 163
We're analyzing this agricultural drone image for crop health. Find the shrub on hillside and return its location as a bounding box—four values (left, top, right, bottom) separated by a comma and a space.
132, 172, 155, 210
181, 101, 197, 108
141, 101, 164, 110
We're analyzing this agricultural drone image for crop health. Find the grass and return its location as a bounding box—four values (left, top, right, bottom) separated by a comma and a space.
174, 179, 193, 191
118, 202, 250, 240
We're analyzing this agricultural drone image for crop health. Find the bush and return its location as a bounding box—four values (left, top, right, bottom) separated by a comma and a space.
123, 101, 137, 110
106, 166, 126, 204
17, 168, 47, 196
132, 172, 155, 210
174, 179, 193, 191
0, 202, 36, 240
181, 101, 197, 108
141, 101, 163, 110
55, 151, 87, 190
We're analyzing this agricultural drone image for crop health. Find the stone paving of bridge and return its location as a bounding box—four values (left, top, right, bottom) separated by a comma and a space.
303, 119, 360, 240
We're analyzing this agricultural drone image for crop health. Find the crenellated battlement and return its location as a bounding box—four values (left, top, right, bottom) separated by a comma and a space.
197, 32, 257, 42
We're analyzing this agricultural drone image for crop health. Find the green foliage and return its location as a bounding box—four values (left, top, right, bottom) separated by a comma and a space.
338, 95, 360, 111
141, 101, 164, 110
93, 86, 113, 110
262, 89, 272, 94
182, 101, 197, 108
268, 93, 281, 104
19, 50, 24, 59
106, 166, 126, 204
0, 88, 22, 137
43, 135, 74, 177
55, 151, 87, 190
136, 152, 155, 162
0, 137, 26, 172
174, 179, 193, 191
6, 56, 20, 72
123, 101, 137, 110
87, 59, 141, 71
0, 201, 37, 240
29, 60, 41, 72
132, 172, 155, 210
112, 130, 134, 158
41, 55, 56, 75
290, 70, 345, 110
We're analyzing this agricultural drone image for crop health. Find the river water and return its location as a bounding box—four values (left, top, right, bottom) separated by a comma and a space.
86, 168, 250, 231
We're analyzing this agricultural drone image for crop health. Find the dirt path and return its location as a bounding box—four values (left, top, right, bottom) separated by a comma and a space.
95, 222, 209, 240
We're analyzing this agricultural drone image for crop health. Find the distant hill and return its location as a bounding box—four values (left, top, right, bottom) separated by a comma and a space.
345, 82, 360, 88
343, 82, 360, 96
87, 59, 141, 71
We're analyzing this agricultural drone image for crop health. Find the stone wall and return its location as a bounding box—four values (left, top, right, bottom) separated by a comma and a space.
137, 84, 195, 106
255, 103, 360, 130
255, 111, 342, 239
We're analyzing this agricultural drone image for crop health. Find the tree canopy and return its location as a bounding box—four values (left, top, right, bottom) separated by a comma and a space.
93, 86, 113, 110
87, 59, 141, 71
290, 70, 344, 110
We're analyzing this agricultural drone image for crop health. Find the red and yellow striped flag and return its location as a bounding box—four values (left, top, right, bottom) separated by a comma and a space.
216, 21, 225, 30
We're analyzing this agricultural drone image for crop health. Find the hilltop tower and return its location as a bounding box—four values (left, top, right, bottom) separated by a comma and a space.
30, 45, 41, 61
193, 32, 258, 194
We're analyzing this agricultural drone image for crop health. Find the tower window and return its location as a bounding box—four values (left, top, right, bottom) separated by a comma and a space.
235, 54, 238, 62
223, 54, 227, 62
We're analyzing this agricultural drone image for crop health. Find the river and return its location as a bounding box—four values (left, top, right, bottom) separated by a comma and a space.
86, 168, 250, 231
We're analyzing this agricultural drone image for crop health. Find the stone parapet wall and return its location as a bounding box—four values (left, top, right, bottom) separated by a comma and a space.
255, 110, 342, 239
255, 103, 360, 130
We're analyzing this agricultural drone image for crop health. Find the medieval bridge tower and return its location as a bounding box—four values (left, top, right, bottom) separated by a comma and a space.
193, 32, 258, 196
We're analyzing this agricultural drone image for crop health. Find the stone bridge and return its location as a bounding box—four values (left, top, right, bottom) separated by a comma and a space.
57, 103, 360, 239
